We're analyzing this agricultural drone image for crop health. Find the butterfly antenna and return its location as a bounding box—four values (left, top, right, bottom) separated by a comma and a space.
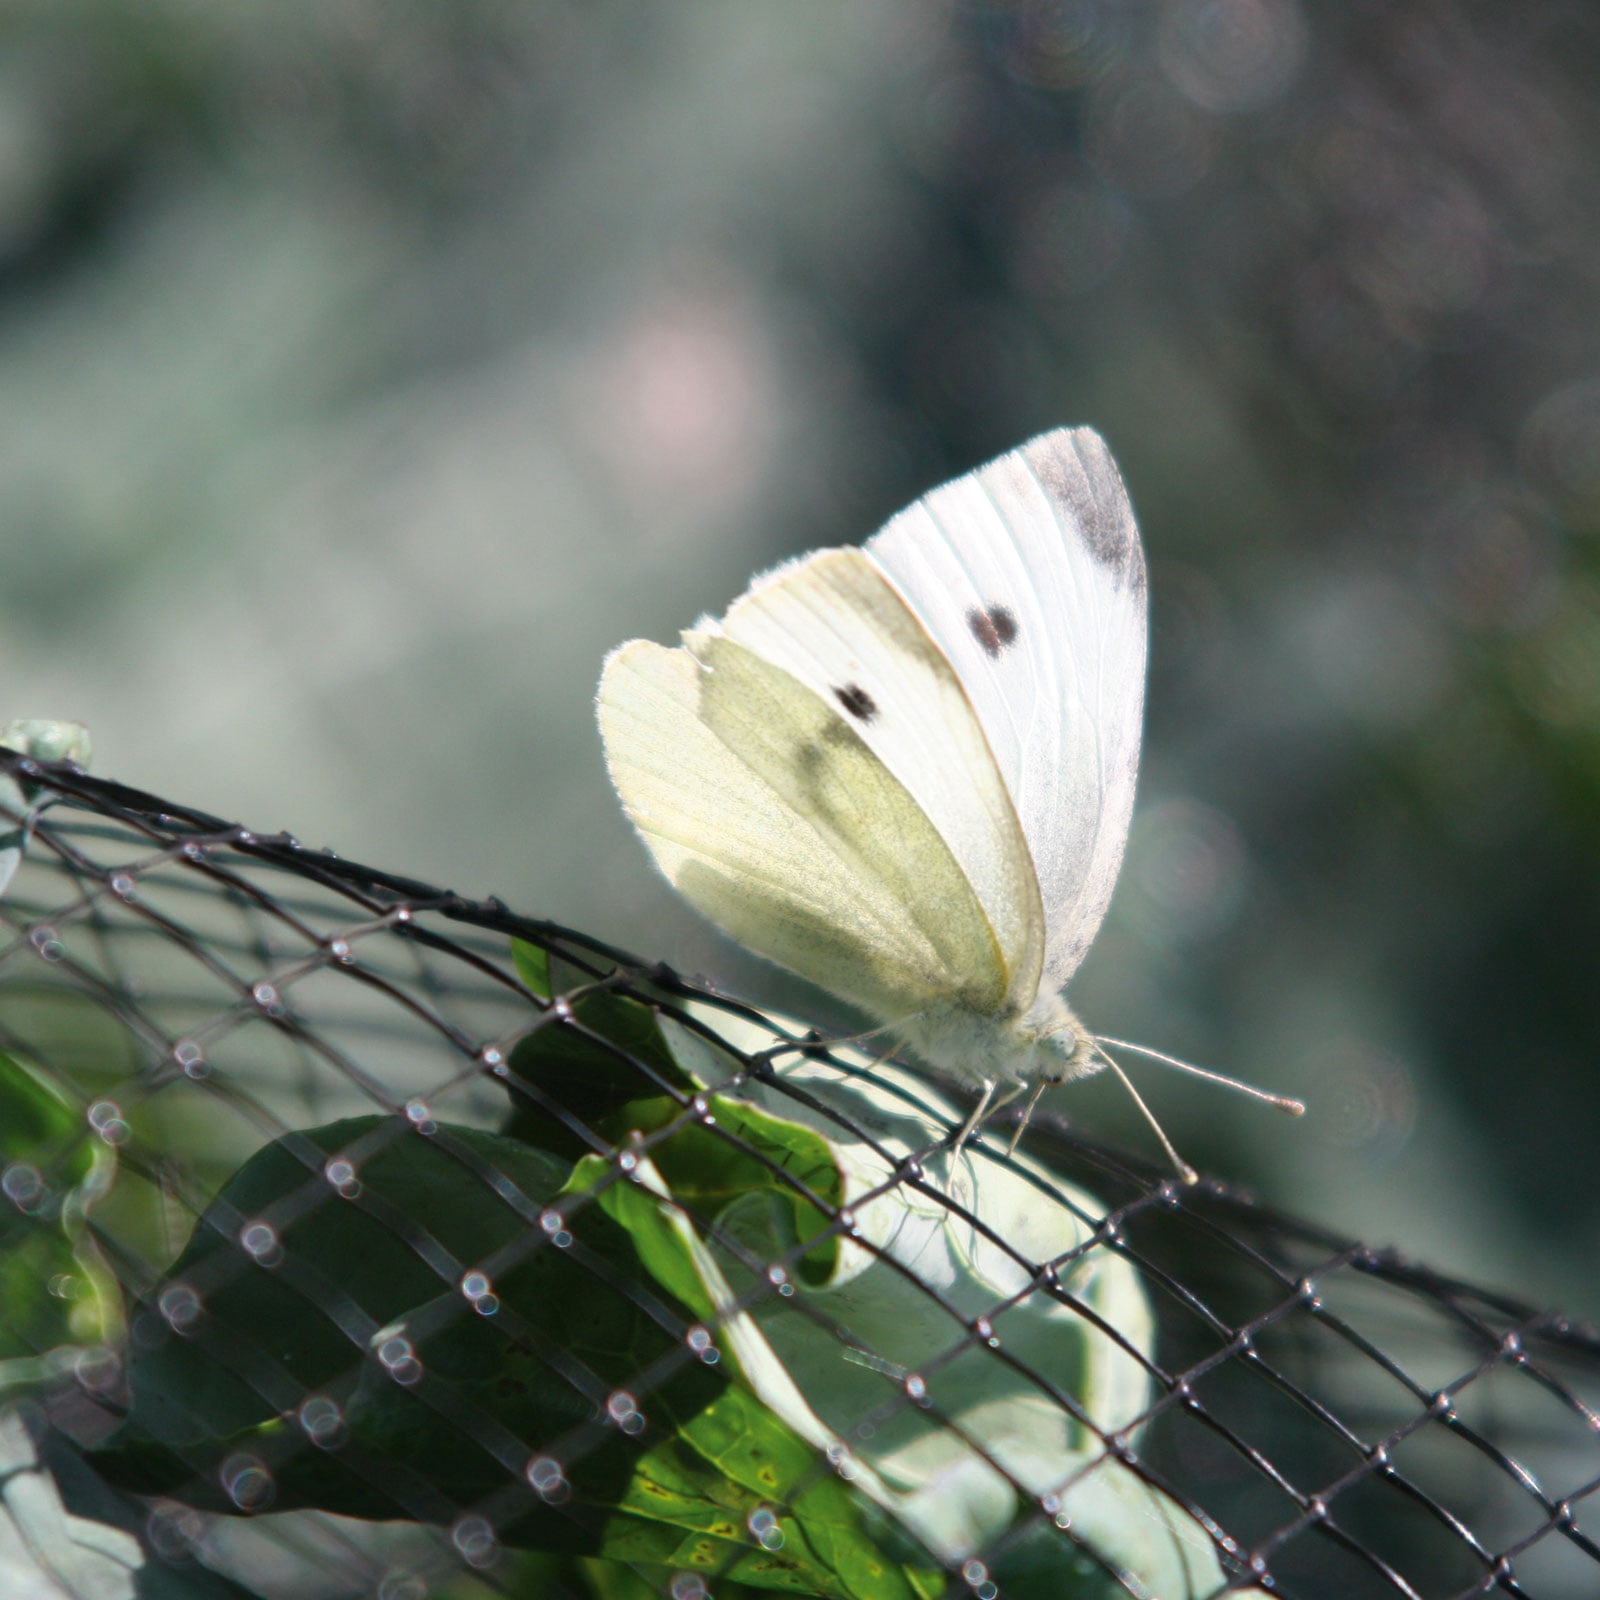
1092, 1044, 1198, 1185
1094, 1035, 1305, 1117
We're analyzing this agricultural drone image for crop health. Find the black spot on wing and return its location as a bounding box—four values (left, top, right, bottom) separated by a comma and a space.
966, 604, 1019, 657
834, 683, 877, 722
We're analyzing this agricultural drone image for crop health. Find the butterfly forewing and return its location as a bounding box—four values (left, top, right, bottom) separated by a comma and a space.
865, 428, 1146, 992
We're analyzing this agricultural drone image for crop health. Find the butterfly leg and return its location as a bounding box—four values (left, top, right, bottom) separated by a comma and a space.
952, 1080, 1026, 1154
1005, 1078, 1053, 1157
951, 1080, 995, 1153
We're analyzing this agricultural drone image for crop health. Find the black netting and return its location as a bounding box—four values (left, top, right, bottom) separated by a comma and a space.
3, 747, 1597, 1600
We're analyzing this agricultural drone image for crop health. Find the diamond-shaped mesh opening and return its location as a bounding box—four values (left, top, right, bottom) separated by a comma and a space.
3, 751, 1597, 1600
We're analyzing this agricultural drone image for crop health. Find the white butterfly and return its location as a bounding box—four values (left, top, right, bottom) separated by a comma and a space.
597, 429, 1297, 1171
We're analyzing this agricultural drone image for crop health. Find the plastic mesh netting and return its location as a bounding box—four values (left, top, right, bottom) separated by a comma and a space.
3, 747, 1598, 1600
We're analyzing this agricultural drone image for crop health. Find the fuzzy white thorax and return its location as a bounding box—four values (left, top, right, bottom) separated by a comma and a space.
897, 989, 1102, 1093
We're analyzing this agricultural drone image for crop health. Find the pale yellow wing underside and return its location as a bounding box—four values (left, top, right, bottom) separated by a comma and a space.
597, 553, 1042, 1027
715, 548, 1044, 1011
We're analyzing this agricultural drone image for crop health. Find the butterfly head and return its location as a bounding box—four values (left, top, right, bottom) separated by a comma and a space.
1019, 993, 1101, 1086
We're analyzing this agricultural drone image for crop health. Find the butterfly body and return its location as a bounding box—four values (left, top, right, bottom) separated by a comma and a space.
598, 427, 1146, 1145
898, 991, 1098, 1093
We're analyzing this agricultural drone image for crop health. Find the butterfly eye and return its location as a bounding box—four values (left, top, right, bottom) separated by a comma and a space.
833, 684, 878, 722
966, 605, 1018, 657
1036, 1029, 1078, 1082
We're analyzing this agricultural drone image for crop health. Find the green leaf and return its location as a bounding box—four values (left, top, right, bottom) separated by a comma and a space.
93, 1116, 662, 1520
504, 965, 846, 1279
0, 1052, 121, 1383
513, 992, 1207, 1590
568, 1558, 666, 1600
563, 1152, 940, 1598
509, 938, 551, 999
989, 1458, 1273, 1599
91, 979, 1244, 1597
97, 1113, 935, 1596
644, 1006, 1221, 1592
616, 1092, 845, 1290
501, 979, 693, 1159
596, 1386, 938, 1599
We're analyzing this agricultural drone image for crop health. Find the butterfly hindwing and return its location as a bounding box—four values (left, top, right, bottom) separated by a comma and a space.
714, 547, 1045, 1015
597, 607, 1017, 1030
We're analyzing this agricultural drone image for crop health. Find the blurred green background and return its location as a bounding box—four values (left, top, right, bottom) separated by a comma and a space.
2, 1, 1597, 1317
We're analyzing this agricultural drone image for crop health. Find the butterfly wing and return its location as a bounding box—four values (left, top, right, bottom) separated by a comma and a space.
865, 427, 1146, 992
715, 547, 1045, 1014
597, 551, 1040, 1031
